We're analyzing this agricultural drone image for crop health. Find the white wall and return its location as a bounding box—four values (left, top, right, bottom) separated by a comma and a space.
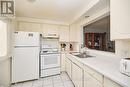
0, 58, 10, 87
0, 19, 15, 87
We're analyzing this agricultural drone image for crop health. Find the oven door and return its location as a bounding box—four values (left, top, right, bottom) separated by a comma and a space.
41, 53, 60, 69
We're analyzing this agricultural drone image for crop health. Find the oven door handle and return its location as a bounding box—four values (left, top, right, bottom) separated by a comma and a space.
41, 53, 61, 55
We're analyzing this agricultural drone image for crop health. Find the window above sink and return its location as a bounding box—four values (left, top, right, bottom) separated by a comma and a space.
83, 16, 115, 53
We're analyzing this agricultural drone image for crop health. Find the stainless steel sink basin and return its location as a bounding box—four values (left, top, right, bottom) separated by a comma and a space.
75, 54, 93, 58
70, 52, 94, 58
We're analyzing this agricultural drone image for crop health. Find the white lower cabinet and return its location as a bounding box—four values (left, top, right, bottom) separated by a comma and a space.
65, 58, 72, 78
83, 65, 103, 83
104, 77, 122, 87
72, 63, 83, 87
84, 71, 103, 87
61, 53, 66, 72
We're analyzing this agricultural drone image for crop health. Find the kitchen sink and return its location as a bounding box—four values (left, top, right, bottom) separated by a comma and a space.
75, 54, 93, 58
70, 52, 94, 58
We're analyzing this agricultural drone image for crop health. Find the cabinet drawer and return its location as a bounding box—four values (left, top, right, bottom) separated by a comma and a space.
84, 65, 103, 83
71, 58, 84, 68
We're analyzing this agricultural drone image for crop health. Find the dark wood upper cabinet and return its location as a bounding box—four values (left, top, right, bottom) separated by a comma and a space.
85, 33, 106, 51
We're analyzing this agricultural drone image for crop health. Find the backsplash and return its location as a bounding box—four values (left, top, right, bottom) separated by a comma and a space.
59, 42, 80, 52
115, 40, 130, 58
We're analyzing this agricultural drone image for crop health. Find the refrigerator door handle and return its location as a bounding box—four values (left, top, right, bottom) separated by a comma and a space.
14, 32, 18, 34
28, 33, 33, 37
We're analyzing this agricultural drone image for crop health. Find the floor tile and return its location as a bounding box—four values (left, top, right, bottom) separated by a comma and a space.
44, 85, 53, 87
53, 83, 64, 87
32, 80, 43, 87
43, 77, 53, 86
22, 81, 33, 87
11, 83, 23, 87
53, 75, 62, 84
61, 73, 70, 81
63, 81, 74, 87
11, 72, 74, 87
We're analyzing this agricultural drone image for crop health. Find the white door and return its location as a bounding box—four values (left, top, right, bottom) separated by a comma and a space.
12, 47, 39, 83
41, 54, 60, 69
14, 31, 39, 46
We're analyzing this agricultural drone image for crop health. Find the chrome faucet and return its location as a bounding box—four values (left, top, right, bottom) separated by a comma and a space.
79, 44, 88, 54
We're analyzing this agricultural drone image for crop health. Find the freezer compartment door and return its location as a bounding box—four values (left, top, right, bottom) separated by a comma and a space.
14, 31, 40, 46
12, 47, 39, 83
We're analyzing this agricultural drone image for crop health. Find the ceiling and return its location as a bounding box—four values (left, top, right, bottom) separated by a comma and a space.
15, 0, 98, 23
83, 0, 109, 18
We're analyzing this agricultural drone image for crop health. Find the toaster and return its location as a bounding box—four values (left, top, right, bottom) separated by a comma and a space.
120, 58, 130, 76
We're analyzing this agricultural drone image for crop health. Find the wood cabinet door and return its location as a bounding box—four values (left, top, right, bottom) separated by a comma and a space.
72, 63, 83, 87
104, 77, 122, 87
61, 53, 66, 72
69, 24, 78, 42
110, 0, 130, 40
43, 24, 59, 35
65, 58, 72, 78
84, 71, 103, 87
59, 26, 69, 42
18, 22, 42, 32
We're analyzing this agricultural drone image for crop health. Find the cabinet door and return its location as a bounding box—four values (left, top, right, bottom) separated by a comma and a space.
18, 22, 42, 32
72, 63, 83, 87
110, 0, 130, 40
83, 65, 103, 83
104, 77, 122, 87
65, 58, 72, 78
84, 71, 103, 87
59, 26, 69, 42
43, 24, 59, 35
61, 53, 66, 72
69, 24, 77, 42
69, 20, 81, 42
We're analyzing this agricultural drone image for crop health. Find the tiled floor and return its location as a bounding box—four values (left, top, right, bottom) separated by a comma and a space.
11, 72, 74, 87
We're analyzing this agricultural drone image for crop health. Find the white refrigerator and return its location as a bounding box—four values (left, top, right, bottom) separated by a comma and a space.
12, 31, 40, 83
